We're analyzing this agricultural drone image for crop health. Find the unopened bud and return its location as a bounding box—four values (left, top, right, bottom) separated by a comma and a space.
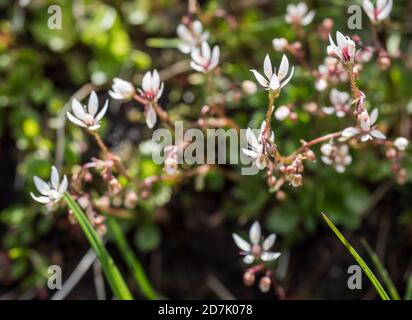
259, 276, 272, 293
276, 190, 286, 201
124, 190, 138, 209
243, 271, 255, 287
397, 168, 408, 185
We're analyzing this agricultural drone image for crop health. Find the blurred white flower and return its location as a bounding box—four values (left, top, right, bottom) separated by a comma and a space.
177, 20, 210, 54
138, 70, 164, 102
272, 38, 288, 52
275, 105, 291, 121
190, 41, 220, 73
342, 108, 386, 141
109, 78, 135, 101
31, 166, 68, 205
242, 121, 274, 170
328, 31, 356, 64
67, 91, 108, 131
321, 143, 352, 173
394, 137, 409, 151
363, 0, 393, 22
285, 3, 315, 26
250, 54, 294, 91
232, 221, 281, 264
322, 89, 351, 118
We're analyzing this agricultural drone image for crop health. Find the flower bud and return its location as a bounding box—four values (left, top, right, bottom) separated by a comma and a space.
394, 137, 409, 151
124, 190, 138, 209
259, 276, 272, 293
272, 38, 288, 52
242, 80, 257, 95
397, 168, 408, 185
243, 271, 255, 287
276, 190, 286, 201
291, 174, 303, 187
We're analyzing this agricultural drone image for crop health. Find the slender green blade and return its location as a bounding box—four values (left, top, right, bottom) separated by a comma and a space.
361, 239, 400, 300
405, 274, 412, 300
106, 216, 161, 300
63, 192, 133, 300
321, 213, 390, 300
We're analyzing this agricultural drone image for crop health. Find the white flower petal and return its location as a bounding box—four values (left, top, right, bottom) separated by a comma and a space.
71, 99, 86, 121
33, 176, 50, 195
261, 251, 281, 262
370, 129, 386, 140
242, 147, 258, 159
67, 112, 87, 128
263, 54, 273, 80
278, 55, 289, 81
95, 99, 109, 122
243, 255, 255, 264
31, 193, 51, 204
263, 234, 276, 250
249, 221, 261, 245
232, 233, 251, 252
88, 91, 98, 116
370, 108, 378, 125
51, 166, 59, 189
301, 11, 315, 26
58, 175, 68, 194
142, 71, 152, 92
146, 105, 157, 129
152, 70, 160, 92
269, 75, 280, 91
209, 46, 220, 70
342, 127, 360, 138
250, 70, 269, 88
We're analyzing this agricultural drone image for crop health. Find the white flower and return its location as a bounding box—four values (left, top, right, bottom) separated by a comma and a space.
250, 54, 294, 91
363, 0, 393, 22
328, 31, 356, 64
275, 105, 290, 121
31, 166, 68, 205
285, 3, 315, 26
177, 20, 209, 54
109, 78, 135, 101
394, 137, 409, 151
321, 143, 352, 173
67, 91, 108, 131
190, 41, 220, 73
272, 38, 288, 52
242, 121, 274, 170
138, 70, 164, 103
232, 221, 281, 264
341, 108, 386, 141
322, 89, 351, 118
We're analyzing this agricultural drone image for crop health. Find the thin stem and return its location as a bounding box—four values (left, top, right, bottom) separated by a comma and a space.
264, 92, 277, 139
91, 131, 130, 179
346, 63, 361, 100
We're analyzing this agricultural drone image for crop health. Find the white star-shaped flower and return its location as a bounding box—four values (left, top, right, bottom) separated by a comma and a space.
250, 54, 294, 92
67, 91, 108, 131
31, 166, 68, 205
232, 221, 281, 264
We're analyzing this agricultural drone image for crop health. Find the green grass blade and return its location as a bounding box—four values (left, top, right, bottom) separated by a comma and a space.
63, 192, 133, 300
321, 213, 391, 300
106, 216, 161, 300
361, 239, 401, 300
405, 274, 412, 300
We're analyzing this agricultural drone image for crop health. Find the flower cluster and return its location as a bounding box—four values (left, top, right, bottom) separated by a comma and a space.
233, 222, 280, 293
321, 142, 352, 173
322, 89, 351, 118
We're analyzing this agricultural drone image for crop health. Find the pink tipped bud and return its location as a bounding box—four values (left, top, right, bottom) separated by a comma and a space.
243, 271, 255, 287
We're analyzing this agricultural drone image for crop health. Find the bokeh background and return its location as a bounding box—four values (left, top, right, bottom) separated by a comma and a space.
0, 0, 412, 299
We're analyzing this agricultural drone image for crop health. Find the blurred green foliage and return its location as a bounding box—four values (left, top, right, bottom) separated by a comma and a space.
0, 0, 411, 297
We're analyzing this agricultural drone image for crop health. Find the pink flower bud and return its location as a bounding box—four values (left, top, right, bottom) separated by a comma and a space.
259, 276, 272, 293
243, 271, 255, 287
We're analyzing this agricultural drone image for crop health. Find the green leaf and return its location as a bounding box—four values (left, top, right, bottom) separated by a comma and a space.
63, 193, 132, 300
361, 239, 400, 300
106, 216, 161, 300
321, 213, 390, 300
